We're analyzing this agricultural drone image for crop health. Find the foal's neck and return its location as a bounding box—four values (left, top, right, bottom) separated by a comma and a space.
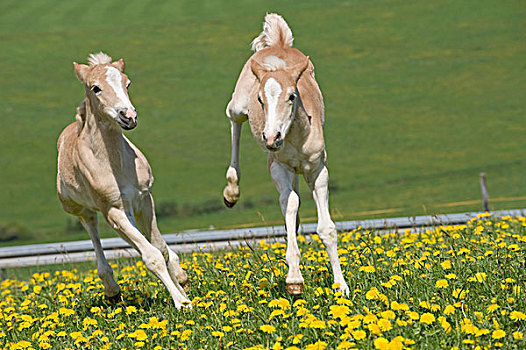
288, 95, 312, 142
81, 97, 126, 163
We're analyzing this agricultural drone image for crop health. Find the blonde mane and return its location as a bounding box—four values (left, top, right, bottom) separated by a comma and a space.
251, 13, 294, 52
88, 52, 112, 66
75, 99, 87, 134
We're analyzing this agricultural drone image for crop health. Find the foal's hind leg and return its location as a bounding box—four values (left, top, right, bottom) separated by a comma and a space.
135, 194, 189, 293
270, 161, 304, 294
223, 120, 242, 208
105, 207, 190, 309
305, 164, 350, 296
79, 209, 121, 301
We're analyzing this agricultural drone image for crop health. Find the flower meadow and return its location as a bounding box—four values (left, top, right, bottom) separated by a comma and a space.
1, 214, 525, 350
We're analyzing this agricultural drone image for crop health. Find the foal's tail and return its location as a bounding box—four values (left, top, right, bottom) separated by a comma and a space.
251, 13, 294, 52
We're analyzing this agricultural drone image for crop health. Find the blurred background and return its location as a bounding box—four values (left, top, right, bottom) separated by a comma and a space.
0, 0, 524, 245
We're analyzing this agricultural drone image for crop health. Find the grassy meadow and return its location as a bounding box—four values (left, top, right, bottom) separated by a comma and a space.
0, 0, 525, 244
1, 214, 525, 349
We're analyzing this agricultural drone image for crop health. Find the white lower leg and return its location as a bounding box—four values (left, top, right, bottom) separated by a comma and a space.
271, 162, 303, 293
282, 191, 303, 286
309, 166, 349, 295
223, 122, 242, 206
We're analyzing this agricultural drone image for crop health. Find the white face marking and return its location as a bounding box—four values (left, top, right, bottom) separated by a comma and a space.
105, 67, 132, 108
263, 78, 282, 134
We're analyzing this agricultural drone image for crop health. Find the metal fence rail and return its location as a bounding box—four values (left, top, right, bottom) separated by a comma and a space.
1, 208, 525, 268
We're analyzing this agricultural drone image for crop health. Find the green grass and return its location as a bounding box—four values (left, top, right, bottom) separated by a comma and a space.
1, 215, 525, 349
0, 0, 525, 245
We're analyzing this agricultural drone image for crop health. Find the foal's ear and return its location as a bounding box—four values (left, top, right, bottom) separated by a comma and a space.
290, 56, 310, 83
251, 59, 266, 81
73, 62, 89, 83
112, 58, 125, 72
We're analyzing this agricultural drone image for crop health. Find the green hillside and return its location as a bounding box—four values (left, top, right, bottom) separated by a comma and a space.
0, 0, 525, 245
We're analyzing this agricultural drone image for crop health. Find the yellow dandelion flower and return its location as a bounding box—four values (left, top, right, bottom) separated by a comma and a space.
365, 287, 380, 300
212, 331, 225, 339
440, 260, 452, 269
352, 330, 366, 340
443, 305, 455, 315
305, 340, 327, 350
492, 329, 506, 339
373, 337, 389, 350
513, 331, 523, 340
420, 313, 435, 324
337, 340, 355, 350
487, 304, 500, 313
475, 272, 487, 283
260, 325, 276, 334
377, 318, 392, 331
510, 311, 526, 321
435, 279, 449, 288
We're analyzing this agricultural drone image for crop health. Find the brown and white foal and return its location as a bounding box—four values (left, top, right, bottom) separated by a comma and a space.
223, 14, 350, 295
57, 53, 190, 308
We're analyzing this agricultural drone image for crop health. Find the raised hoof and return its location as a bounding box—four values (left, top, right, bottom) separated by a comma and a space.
287, 283, 304, 295
106, 291, 122, 304
223, 197, 236, 208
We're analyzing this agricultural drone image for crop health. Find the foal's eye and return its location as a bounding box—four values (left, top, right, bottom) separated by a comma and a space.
126, 82, 131, 90
92, 85, 102, 94
289, 94, 296, 102
257, 96, 263, 104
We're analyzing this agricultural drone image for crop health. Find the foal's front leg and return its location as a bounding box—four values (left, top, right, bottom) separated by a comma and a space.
223, 120, 242, 207
270, 161, 304, 294
305, 164, 350, 296
104, 207, 191, 309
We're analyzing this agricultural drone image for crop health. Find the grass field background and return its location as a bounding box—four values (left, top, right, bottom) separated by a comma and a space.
0, 0, 525, 245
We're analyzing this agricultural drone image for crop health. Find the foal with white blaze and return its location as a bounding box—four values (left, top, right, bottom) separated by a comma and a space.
57, 53, 190, 308
223, 14, 349, 295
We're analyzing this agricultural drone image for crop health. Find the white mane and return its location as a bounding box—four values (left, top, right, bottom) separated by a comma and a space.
251, 13, 294, 52
88, 52, 112, 66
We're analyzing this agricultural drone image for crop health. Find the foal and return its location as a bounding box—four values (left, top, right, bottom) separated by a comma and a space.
223, 14, 350, 295
57, 53, 190, 308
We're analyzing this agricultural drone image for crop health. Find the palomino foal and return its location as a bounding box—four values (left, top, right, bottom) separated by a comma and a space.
57, 53, 190, 308
223, 14, 350, 295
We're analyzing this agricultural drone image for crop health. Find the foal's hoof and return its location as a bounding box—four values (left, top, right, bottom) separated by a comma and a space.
223, 197, 236, 208
287, 283, 304, 295
106, 291, 122, 304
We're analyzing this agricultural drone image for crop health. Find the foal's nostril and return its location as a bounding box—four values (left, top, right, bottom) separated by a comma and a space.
118, 108, 127, 117
275, 132, 281, 141
262, 132, 267, 142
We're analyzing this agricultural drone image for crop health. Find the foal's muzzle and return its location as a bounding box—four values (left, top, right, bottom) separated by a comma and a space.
116, 108, 138, 130
263, 131, 283, 151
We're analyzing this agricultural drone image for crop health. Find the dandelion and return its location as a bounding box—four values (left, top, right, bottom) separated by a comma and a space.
510, 311, 526, 321
374, 337, 389, 350
212, 331, 225, 339
420, 313, 435, 324
305, 341, 328, 350
260, 325, 276, 334
492, 329, 506, 339
352, 330, 366, 340
435, 279, 449, 288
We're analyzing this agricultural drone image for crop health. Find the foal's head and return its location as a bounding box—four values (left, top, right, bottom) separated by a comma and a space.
251, 55, 309, 151
74, 53, 137, 130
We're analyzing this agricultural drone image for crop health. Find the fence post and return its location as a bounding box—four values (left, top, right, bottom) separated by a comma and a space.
479, 172, 490, 212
